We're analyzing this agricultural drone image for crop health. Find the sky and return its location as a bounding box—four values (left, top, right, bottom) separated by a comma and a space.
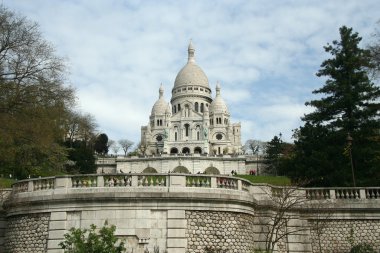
6, 0, 380, 146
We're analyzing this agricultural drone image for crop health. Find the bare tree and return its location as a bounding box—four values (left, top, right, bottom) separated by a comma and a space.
110, 142, 121, 155
65, 111, 97, 146
258, 185, 308, 253
244, 139, 266, 155
118, 139, 134, 156
0, 7, 74, 178
368, 21, 380, 78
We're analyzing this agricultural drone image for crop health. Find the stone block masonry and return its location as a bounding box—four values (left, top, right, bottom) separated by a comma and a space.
309, 219, 380, 253
186, 210, 255, 253
4, 213, 50, 253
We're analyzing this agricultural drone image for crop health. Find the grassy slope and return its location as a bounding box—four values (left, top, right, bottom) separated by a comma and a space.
0, 178, 15, 188
236, 175, 291, 186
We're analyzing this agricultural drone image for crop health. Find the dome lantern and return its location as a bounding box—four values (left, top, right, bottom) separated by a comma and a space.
188, 40, 195, 63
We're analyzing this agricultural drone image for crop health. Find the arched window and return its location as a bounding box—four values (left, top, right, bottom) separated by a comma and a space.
182, 147, 190, 154
178, 104, 181, 111
185, 124, 190, 137
173, 105, 176, 114
170, 147, 178, 154
197, 131, 200, 140
194, 147, 202, 154
200, 103, 204, 112
175, 132, 177, 141
185, 105, 190, 117
195, 102, 199, 112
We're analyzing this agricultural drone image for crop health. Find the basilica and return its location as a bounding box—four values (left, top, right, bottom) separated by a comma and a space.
141, 41, 242, 156
100, 42, 248, 175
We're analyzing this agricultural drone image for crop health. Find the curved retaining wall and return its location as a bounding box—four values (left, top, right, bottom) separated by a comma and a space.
3, 174, 256, 253
2, 174, 380, 253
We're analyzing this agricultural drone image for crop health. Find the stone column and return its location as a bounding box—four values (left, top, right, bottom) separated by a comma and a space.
47, 211, 67, 253
167, 210, 187, 253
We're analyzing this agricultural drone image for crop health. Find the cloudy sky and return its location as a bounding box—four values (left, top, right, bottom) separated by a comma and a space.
6, 0, 380, 145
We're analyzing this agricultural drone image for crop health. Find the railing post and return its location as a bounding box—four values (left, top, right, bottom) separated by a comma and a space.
329, 189, 336, 199
211, 177, 217, 188
359, 189, 366, 199
170, 175, 186, 187
131, 175, 138, 187
97, 175, 104, 187
28, 181, 33, 192
55, 177, 71, 189
238, 180, 242, 191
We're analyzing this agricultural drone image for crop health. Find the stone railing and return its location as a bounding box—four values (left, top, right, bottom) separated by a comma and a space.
10, 174, 251, 193
305, 187, 380, 200
0, 189, 12, 205
9, 175, 380, 202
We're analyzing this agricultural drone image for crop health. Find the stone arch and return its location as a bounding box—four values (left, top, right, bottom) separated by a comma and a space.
142, 167, 158, 173
182, 147, 190, 154
170, 147, 178, 154
204, 167, 220, 175
173, 166, 190, 174
194, 147, 202, 154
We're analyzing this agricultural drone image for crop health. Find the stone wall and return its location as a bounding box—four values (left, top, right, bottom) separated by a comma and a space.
186, 211, 255, 253
4, 213, 50, 253
309, 219, 380, 253
0, 211, 6, 250
115, 156, 246, 175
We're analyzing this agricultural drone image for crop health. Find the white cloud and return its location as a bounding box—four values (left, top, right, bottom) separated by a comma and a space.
6, 0, 380, 144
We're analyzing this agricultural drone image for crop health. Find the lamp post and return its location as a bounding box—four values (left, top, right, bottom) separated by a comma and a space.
346, 133, 356, 187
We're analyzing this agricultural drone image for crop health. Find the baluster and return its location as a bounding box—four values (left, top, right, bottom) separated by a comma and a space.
143, 176, 147, 186
162, 177, 166, 186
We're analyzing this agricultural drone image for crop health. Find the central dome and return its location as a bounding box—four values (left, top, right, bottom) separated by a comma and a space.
173, 41, 210, 90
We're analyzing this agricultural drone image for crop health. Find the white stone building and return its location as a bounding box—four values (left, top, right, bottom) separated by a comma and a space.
141, 41, 242, 156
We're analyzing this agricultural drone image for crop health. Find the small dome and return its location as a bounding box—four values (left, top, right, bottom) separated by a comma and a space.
210, 83, 229, 114
151, 84, 167, 115
173, 41, 210, 90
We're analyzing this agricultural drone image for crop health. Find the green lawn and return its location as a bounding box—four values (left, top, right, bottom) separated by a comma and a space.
0, 178, 15, 188
236, 175, 291, 186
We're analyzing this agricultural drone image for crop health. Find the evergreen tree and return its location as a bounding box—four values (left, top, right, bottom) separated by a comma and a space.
94, 133, 109, 155
288, 26, 380, 186
264, 134, 283, 175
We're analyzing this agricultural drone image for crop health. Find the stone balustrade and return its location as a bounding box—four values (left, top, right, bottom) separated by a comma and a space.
10, 173, 250, 193
305, 187, 380, 200
9, 174, 380, 202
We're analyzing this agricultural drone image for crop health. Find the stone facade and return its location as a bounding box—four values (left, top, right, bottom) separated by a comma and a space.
309, 219, 380, 253
186, 211, 255, 253
115, 155, 246, 175
141, 42, 241, 157
4, 213, 50, 253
